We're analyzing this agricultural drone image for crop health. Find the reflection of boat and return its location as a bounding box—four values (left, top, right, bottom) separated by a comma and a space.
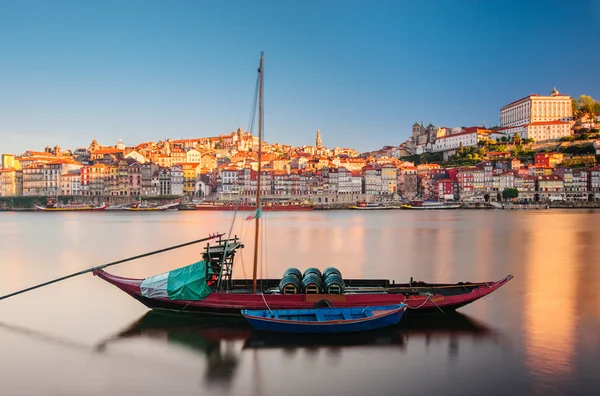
195, 201, 315, 211
400, 200, 462, 210
94, 52, 512, 317
34, 197, 106, 211
96, 310, 498, 353
349, 201, 394, 210
242, 304, 406, 334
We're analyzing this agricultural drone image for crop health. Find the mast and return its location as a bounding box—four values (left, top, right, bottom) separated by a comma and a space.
252, 52, 264, 294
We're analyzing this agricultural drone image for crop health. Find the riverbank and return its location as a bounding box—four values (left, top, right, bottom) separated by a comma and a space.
3, 196, 600, 212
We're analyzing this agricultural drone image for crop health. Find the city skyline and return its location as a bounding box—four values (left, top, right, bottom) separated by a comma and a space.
1, 0, 600, 154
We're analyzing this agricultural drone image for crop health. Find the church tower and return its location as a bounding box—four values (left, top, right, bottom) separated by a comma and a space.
316, 130, 322, 148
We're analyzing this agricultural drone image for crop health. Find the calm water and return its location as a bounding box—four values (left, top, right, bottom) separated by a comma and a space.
0, 209, 599, 396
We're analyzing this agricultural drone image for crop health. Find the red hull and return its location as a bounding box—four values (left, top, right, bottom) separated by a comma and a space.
195, 203, 314, 211
93, 270, 513, 316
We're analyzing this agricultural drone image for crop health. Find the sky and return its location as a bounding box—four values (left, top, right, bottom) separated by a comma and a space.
1, 0, 599, 155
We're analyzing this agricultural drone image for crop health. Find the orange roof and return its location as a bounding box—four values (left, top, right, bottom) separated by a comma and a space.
92, 149, 124, 155
527, 120, 570, 126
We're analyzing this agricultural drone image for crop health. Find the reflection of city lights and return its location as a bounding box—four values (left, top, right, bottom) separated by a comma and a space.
524, 214, 575, 382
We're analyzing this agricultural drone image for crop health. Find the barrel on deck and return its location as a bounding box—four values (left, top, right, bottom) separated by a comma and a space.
301, 273, 323, 294
279, 275, 301, 294
324, 273, 345, 294
323, 267, 342, 280
282, 267, 302, 280
303, 267, 322, 279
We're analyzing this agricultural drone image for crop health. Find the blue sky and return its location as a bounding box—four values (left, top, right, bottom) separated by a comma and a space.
1, 0, 599, 155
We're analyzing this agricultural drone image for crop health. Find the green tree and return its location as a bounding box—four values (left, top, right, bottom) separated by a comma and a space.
500, 136, 508, 142
502, 188, 519, 200
574, 95, 600, 118
513, 132, 522, 145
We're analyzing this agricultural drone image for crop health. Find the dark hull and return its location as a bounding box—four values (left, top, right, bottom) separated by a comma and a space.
94, 270, 513, 317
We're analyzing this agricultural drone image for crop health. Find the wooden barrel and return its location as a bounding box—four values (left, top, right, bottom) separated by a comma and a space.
324, 273, 344, 294
302, 267, 322, 279
283, 267, 302, 280
279, 275, 301, 294
301, 273, 323, 294
323, 267, 342, 280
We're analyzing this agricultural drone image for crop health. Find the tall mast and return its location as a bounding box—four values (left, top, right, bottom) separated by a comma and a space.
252, 52, 263, 294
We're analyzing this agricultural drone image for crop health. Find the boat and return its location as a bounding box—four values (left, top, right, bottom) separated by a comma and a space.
348, 201, 394, 210
94, 52, 512, 316
195, 201, 315, 211
34, 197, 106, 211
128, 201, 180, 211
400, 200, 462, 210
241, 304, 406, 334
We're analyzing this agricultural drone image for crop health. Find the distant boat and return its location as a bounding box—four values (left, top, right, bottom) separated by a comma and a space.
34, 197, 106, 211
400, 200, 461, 210
195, 201, 315, 211
242, 304, 407, 334
128, 201, 179, 211
349, 201, 394, 210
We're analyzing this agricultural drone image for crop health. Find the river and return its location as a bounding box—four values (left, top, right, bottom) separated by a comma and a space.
0, 209, 599, 396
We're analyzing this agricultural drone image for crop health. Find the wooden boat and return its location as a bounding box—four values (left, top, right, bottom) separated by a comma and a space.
128, 202, 179, 211
400, 200, 462, 210
349, 201, 394, 210
34, 197, 106, 211
94, 53, 513, 317
242, 304, 406, 334
94, 234, 513, 316
195, 201, 315, 211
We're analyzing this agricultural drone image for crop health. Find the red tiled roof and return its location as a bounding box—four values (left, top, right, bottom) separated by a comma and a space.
527, 121, 570, 126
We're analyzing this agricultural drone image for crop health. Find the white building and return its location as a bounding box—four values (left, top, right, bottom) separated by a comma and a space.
498, 88, 573, 141
170, 165, 184, 196
60, 173, 81, 195
125, 151, 147, 164
186, 149, 202, 163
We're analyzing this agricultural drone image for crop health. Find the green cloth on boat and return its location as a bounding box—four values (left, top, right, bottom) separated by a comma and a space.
167, 260, 213, 301
140, 260, 212, 301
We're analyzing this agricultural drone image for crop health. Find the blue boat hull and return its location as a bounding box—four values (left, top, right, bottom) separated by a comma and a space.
242, 305, 406, 334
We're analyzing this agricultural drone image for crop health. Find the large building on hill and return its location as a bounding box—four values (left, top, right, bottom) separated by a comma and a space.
497, 88, 573, 141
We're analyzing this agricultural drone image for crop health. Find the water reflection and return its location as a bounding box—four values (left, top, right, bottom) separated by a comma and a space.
95, 311, 501, 388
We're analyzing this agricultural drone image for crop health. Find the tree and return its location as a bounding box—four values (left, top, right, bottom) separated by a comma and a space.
574, 95, 600, 119
502, 188, 519, 200
500, 136, 508, 142
513, 132, 522, 145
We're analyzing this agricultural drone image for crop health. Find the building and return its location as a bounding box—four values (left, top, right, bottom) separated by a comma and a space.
397, 167, 418, 199
589, 167, 600, 200
22, 164, 45, 196
170, 164, 184, 196
536, 175, 564, 201
60, 172, 81, 196
534, 153, 564, 168
159, 167, 172, 196
0, 168, 21, 196
380, 163, 397, 195
362, 164, 382, 195
499, 88, 573, 141
180, 163, 202, 195
514, 175, 536, 201
437, 179, 457, 201
500, 88, 573, 127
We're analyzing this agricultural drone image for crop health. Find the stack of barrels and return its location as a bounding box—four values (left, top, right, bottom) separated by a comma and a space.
278, 267, 344, 295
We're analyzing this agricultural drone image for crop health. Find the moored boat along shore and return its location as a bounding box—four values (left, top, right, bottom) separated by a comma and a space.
2, 195, 600, 211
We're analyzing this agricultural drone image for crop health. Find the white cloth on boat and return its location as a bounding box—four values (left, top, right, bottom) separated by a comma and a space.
140, 272, 169, 299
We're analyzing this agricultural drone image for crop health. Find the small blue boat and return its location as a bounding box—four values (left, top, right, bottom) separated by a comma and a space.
241, 304, 407, 334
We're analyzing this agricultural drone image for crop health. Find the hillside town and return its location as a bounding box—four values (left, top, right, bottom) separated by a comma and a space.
1, 88, 600, 204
